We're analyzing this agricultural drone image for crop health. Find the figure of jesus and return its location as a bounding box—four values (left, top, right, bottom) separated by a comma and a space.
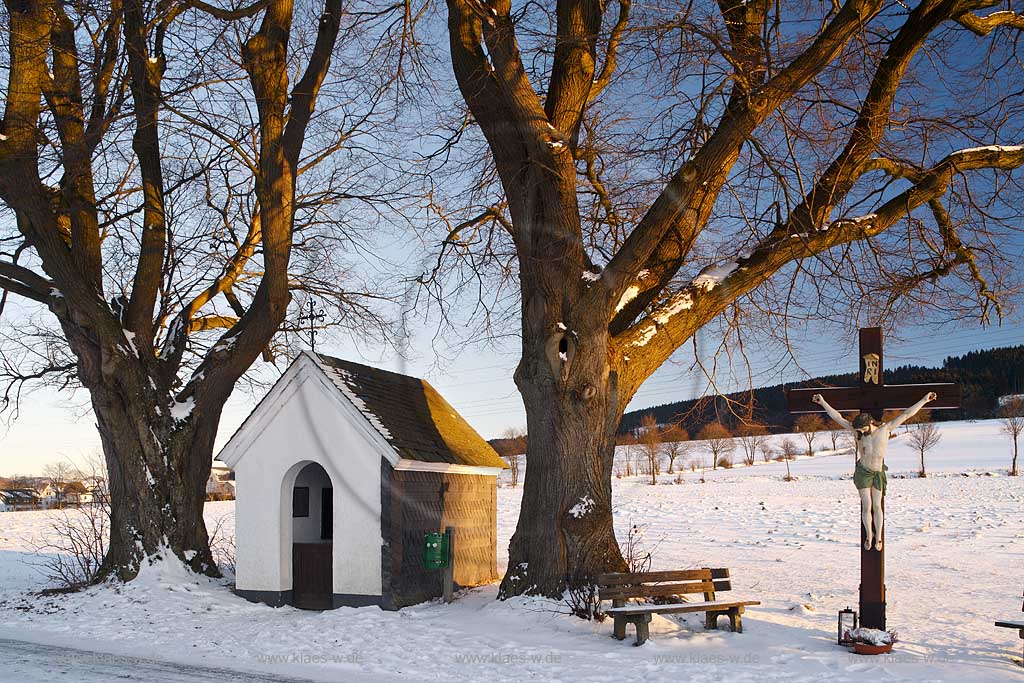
811, 391, 937, 551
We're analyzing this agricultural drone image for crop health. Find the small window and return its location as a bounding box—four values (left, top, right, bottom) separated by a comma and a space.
293, 486, 309, 517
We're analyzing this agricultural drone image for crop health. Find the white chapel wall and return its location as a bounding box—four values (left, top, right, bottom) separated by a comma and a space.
232, 364, 384, 597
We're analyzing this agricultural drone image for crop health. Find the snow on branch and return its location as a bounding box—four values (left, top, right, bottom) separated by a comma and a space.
956, 10, 1024, 36
621, 260, 742, 348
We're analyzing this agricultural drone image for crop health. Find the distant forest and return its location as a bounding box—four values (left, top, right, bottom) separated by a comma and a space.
487, 345, 1024, 454
617, 344, 1024, 436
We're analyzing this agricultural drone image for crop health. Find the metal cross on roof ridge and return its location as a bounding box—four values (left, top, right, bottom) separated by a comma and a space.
298, 298, 326, 353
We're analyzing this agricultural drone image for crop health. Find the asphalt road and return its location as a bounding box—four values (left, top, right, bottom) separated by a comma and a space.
0, 637, 323, 682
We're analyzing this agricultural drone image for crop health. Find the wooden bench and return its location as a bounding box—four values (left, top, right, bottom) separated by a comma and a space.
597, 568, 760, 646
995, 589, 1024, 661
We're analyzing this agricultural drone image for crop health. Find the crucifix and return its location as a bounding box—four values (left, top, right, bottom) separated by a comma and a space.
786, 327, 961, 630
298, 298, 326, 352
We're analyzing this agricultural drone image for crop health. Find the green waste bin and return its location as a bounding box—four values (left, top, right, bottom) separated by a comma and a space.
423, 531, 449, 570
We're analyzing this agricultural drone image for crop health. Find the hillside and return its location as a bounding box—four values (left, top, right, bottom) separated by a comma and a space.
619, 344, 1024, 435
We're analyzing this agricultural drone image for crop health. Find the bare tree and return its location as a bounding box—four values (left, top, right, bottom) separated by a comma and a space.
698, 422, 734, 470
829, 426, 844, 452
736, 422, 768, 466
0, 0, 408, 580
662, 425, 689, 474
780, 438, 799, 461
1001, 399, 1023, 477
908, 420, 942, 478
434, 0, 1024, 597
795, 414, 826, 457
780, 438, 798, 481
501, 427, 527, 487
638, 414, 662, 484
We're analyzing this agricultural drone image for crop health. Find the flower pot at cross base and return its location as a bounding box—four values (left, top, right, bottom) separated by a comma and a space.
853, 642, 893, 655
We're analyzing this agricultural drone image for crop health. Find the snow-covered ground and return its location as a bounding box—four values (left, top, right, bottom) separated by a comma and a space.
0, 419, 1021, 681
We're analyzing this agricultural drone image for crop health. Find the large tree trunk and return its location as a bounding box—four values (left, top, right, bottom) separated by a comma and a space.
94, 401, 221, 580
499, 285, 628, 598
62, 318, 224, 581
86, 362, 223, 581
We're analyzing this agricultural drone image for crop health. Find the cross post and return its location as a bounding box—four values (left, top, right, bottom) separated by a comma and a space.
786, 327, 961, 630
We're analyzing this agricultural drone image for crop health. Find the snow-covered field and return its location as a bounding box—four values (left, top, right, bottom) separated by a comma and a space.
0, 419, 1021, 681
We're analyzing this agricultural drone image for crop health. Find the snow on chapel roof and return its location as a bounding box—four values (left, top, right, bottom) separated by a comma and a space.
310, 353, 507, 469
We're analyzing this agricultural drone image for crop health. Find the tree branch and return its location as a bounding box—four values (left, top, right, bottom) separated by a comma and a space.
615, 144, 1024, 380
587, 0, 630, 105
124, 0, 169, 347
544, 0, 603, 145
602, 0, 870, 320
185, 0, 271, 20
282, 0, 344, 168
956, 8, 1024, 35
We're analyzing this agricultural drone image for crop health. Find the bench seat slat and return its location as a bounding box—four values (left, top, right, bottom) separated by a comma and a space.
606, 599, 760, 616
600, 581, 715, 601
995, 620, 1024, 628
598, 569, 711, 585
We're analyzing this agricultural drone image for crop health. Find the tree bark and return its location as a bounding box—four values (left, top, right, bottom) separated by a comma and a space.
61, 319, 224, 580
93, 384, 221, 580
500, 317, 628, 597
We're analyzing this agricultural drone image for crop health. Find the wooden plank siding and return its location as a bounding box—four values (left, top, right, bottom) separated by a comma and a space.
382, 464, 498, 609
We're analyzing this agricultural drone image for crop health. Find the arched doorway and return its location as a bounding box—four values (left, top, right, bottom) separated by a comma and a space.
291, 462, 333, 609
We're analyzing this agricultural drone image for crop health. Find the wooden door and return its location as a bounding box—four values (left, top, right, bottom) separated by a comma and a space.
292, 542, 332, 609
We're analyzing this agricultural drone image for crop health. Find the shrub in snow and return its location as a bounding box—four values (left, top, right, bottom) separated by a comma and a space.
208, 512, 236, 576
563, 583, 605, 621
27, 503, 109, 590
622, 523, 653, 573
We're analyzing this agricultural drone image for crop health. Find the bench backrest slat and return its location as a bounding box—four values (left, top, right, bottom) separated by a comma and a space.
599, 580, 715, 601
598, 569, 711, 585
597, 567, 734, 603
709, 567, 731, 592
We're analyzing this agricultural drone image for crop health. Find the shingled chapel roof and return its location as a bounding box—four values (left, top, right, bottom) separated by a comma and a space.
310, 353, 507, 469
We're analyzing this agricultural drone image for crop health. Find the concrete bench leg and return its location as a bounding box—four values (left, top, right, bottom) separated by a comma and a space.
613, 615, 627, 640
705, 611, 721, 630
728, 607, 743, 633
633, 614, 652, 646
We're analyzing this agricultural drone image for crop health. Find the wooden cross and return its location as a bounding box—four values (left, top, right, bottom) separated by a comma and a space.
786, 327, 961, 630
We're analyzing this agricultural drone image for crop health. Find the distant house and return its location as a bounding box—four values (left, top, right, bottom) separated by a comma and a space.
62, 481, 90, 506
206, 463, 235, 501
36, 480, 104, 507
37, 482, 60, 507
79, 477, 108, 505
0, 488, 42, 511
219, 352, 507, 610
